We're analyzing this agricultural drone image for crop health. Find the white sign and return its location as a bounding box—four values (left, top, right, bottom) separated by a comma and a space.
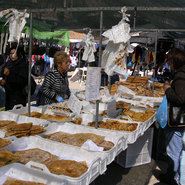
107, 100, 117, 117
85, 67, 101, 101
68, 93, 82, 115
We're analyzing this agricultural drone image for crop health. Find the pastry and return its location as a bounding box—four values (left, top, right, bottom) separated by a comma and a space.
87, 120, 138, 132
48, 131, 71, 142
3, 177, 46, 185
14, 148, 58, 165
0, 149, 20, 167
0, 138, 12, 148
61, 133, 105, 147
98, 141, 114, 151
46, 159, 88, 177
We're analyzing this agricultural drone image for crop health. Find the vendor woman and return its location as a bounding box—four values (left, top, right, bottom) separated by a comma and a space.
37, 50, 71, 106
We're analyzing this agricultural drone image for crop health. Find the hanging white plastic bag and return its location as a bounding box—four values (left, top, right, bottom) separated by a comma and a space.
101, 7, 133, 77
156, 95, 168, 128
80, 31, 96, 63
2, 9, 29, 42
103, 42, 127, 76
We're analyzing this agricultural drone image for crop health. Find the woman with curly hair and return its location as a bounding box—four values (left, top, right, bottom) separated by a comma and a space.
37, 50, 71, 106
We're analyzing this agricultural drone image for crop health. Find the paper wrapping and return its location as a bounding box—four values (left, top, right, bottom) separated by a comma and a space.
101, 7, 133, 76
80, 31, 96, 63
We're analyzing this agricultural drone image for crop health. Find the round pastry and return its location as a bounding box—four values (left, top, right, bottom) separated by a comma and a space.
46, 159, 88, 177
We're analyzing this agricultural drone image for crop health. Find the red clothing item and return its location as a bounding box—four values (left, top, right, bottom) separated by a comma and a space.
32, 55, 35, 64
68, 54, 71, 64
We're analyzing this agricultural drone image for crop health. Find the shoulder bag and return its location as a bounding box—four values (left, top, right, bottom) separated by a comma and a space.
22, 75, 37, 96
168, 101, 185, 127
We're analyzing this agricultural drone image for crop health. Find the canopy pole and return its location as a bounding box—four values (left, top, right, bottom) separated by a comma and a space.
109, 76, 111, 93
152, 31, 158, 97
28, 12, 33, 117
133, 7, 137, 30
95, 10, 103, 129
144, 38, 148, 76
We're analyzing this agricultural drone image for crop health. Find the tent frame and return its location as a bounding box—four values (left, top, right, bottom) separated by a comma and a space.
26, 7, 185, 126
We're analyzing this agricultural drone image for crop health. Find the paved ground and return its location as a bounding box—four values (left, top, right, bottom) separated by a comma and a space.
30, 70, 168, 185
90, 159, 168, 185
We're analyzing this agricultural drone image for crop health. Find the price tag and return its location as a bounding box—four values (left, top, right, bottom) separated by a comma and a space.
85, 67, 101, 101
68, 93, 82, 115
107, 100, 117, 117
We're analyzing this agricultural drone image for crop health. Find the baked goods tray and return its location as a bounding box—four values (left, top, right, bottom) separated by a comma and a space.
0, 111, 51, 138
8, 104, 74, 122
115, 96, 162, 109
100, 117, 143, 144
116, 107, 157, 135
7, 135, 107, 185
45, 102, 75, 117
0, 163, 66, 185
43, 121, 127, 165
75, 113, 142, 144
8, 104, 54, 116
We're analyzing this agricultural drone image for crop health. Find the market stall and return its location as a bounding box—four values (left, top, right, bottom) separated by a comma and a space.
1, 1, 185, 184
0, 73, 163, 184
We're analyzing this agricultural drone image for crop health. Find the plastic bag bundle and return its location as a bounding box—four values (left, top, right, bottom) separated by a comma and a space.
80, 31, 96, 63
0, 9, 29, 43
156, 95, 168, 128
101, 6, 133, 76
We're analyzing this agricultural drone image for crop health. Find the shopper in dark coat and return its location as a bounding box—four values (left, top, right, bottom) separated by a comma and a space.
158, 48, 185, 185
0, 46, 28, 110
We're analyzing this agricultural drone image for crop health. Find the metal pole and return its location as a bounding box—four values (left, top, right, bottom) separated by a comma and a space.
24, 6, 185, 13
109, 76, 111, 93
133, 7, 137, 30
28, 12, 33, 117
152, 31, 158, 97
147, 47, 149, 75
144, 38, 148, 76
95, 10, 103, 129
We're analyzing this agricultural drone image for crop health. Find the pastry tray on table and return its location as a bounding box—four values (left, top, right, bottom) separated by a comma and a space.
8, 104, 75, 122
7, 135, 107, 185
115, 96, 163, 109
0, 163, 67, 185
74, 113, 141, 144
116, 106, 157, 134
9, 104, 59, 115
0, 111, 51, 138
43, 121, 127, 165
101, 117, 143, 144
46, 102, 75, 117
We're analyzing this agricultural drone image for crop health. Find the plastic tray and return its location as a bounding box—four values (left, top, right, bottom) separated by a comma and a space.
99, 117, 143, 144
0, 111, 51, 138
7, 135, 105, 185
8, 104, 74, 122
0, 163, 67, 185
43, 122, 126, 165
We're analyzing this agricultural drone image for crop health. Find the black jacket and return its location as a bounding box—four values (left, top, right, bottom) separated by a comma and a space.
0, 57, 28, 110
165, 65, 185, 105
